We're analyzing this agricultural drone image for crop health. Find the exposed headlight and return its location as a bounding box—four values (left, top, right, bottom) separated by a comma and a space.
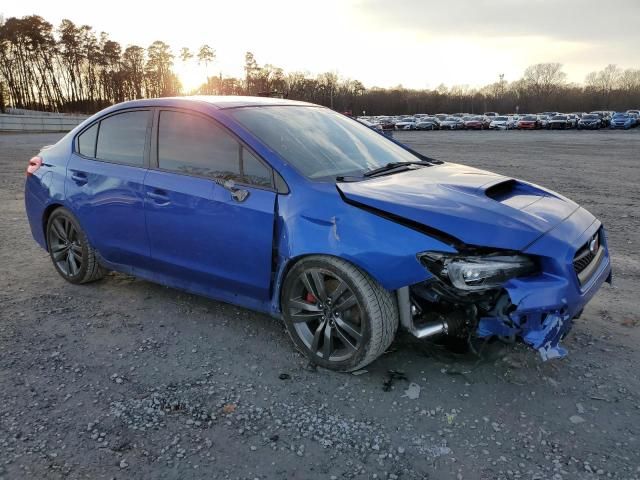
419, 252, 537, 291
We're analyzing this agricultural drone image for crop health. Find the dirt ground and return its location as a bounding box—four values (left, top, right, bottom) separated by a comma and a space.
1, 129, 639, 480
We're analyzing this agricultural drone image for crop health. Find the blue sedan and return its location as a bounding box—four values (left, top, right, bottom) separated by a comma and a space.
25, 96, 612, 370
610, 112, 635, 129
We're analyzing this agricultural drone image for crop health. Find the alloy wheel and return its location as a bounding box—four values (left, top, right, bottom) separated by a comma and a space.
287, 268, 364, 362
48, 215, 83, 277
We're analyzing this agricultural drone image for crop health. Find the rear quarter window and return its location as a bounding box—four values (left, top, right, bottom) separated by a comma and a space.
77, 123, 98, 158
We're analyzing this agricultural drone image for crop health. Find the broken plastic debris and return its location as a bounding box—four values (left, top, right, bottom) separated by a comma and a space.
478, 310, 573, 361
403, 383, 421, 400
383, 370, 408, 391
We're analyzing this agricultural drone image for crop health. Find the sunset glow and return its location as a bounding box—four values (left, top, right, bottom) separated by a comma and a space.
3, 0, 638, 89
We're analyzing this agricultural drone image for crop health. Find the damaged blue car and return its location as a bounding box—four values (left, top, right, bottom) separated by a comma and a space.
24, 96, 612, 371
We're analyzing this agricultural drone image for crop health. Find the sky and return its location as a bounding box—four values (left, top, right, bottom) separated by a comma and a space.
3, 0, 639, 90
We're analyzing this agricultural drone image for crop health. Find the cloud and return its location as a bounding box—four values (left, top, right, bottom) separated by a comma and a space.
356, 0, 640, 43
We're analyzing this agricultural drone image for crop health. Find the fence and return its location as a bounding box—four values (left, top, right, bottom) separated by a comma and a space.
0, 111, 88, 132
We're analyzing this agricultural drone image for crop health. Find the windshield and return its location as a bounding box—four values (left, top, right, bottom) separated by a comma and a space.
522, 116, 537, 121
552, 115, 566, 120
229, 106, 422, 180
613, 113, 628, 118
494, 116, 507, 121
582, 114, 598, 120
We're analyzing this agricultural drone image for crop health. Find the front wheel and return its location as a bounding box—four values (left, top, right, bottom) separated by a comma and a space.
46, 208, 107, 284
281, 256, 398, 371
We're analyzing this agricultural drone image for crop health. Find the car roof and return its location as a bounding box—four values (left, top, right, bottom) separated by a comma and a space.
109, 95, 316, 111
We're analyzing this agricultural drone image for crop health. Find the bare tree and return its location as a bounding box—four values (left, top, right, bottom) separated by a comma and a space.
197, 44, 215, 76
2, 14, 639, 115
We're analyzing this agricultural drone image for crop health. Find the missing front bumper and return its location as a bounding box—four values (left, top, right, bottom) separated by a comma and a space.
399, 244, 611, 361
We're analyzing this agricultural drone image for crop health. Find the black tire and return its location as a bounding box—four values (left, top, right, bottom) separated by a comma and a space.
281, 256, 398, 372
46, 207, 107, 284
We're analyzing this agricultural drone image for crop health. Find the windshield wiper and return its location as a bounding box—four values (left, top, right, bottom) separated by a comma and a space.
363, 161, 432, 178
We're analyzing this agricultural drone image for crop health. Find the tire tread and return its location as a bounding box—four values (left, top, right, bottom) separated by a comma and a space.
47, 208, 107, 284
284, 255, 399, 372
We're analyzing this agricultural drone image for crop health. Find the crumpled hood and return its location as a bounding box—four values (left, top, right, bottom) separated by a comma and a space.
337, 162, 580, 251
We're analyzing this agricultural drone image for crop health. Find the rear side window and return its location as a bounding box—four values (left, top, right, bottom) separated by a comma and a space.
77, 123, 98, 157
96, 111, 149, 166
157, 110, 272, 188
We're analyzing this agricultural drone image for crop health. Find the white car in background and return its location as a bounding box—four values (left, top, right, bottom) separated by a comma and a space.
489, 116, 515, 130
395, 117, 417, 130
439, 116, 464, 130
415, 116, 441, 130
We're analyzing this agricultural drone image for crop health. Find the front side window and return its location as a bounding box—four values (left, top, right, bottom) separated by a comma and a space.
96, 110, 149, 166
157, 110, 272, 188
229, 106, 424, 180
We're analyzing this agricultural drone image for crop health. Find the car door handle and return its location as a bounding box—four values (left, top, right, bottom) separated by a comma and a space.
146, 190, 170, 205
70, 171, 88, 185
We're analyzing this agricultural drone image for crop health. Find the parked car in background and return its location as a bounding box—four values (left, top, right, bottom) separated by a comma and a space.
463, 116, 485, 130
566, 114, 578, 129
577, 114, 602, 130
377, 117, 396, 131
517, 115, 540, 130
356, 118, 386, 134
610, 112, 635, 129
415, 117, 440, 130
440, 116, 465, 130
489, 116, 515, 130
537, 115, 550, 129
354, 109, 637, 133
590, 111, 611, 127
395, 117, 417, 130
25, 95, 612, 369
483, 112, 499, 117
548, 115, 570, 130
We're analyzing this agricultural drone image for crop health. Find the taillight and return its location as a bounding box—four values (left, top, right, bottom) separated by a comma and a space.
27, 156, 42, 176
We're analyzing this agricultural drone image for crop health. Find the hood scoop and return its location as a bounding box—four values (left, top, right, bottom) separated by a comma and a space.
485, 179, 518, 200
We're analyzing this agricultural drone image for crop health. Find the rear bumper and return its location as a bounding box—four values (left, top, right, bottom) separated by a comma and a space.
25, 177, 49, 250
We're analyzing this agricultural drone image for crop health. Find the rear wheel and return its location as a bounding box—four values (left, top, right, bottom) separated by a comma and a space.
281, 256, 398, 371
46, 208, 107, 284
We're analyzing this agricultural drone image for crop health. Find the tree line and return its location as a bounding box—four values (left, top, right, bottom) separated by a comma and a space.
1, 15, 639, 115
